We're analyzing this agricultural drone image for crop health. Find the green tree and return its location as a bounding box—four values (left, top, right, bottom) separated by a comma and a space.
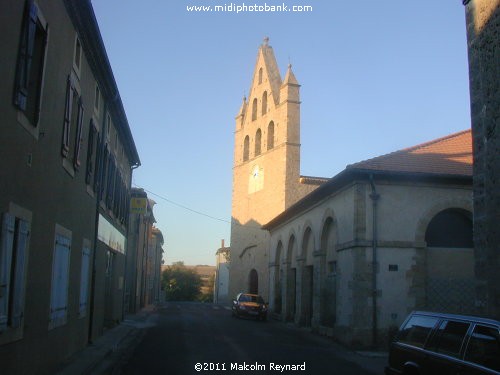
162, 262, 202, 301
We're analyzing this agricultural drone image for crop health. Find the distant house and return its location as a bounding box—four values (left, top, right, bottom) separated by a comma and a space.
0, 0, 140, 372
263, 130, 473, 347
214, 240, 230, 304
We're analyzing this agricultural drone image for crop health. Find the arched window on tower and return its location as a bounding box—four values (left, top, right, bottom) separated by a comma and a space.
243, 135, 249, 161
252, 98, 257, 121
262, 91, 268, 115
267, 121, 274, 150
258, 68, 263, 84
255, 129, 262, 156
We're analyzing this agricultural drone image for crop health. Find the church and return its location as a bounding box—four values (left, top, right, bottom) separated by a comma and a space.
227, 39, 473, 348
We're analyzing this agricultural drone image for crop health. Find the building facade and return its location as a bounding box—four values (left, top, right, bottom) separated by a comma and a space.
126, 189, 164, 313
229, 38, 325, 302
0, 1, 140, 373
214, 240, 230, 304
264, 130, 474, 348
463, 0, 500, 319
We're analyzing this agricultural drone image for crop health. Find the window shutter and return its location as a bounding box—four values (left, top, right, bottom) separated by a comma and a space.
49, 234, 70, 328
86, 120, 96, 185
11, 219, 30, 329
61, 76, 73, 158
79, 246, 91, 316
14, 1, 37, 111
73, 97, 84, 169
0, 213, 15, 331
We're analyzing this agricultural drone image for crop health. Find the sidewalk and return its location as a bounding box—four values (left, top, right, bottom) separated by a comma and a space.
55, 305, 157, 375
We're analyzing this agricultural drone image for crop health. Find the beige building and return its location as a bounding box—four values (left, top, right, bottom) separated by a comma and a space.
264, 130, 473, 347
0, 1, 140, 373
214, 240, 230, 304
229, 38, 326, 302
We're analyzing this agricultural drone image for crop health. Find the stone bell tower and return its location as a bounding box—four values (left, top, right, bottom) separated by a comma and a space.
228, 38, 319, 301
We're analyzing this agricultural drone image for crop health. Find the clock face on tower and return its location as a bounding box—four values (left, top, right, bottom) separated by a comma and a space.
248, 164, 264, 194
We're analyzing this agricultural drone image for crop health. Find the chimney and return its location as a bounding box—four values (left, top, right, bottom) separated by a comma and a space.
221, 239, 225, 249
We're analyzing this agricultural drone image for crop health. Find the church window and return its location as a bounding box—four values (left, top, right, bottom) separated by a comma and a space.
425, 208, 473, 248
262, 91, 268, 115
267, 121, 274, 150
258, 67, 263, 84
243, 136, 249, 161
255, 129, 262, 156
252, 98, 257, 121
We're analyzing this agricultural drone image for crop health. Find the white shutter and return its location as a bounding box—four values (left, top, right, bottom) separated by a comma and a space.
11, 219, 30, 328
79, 246, 91, 316
0, 213, 15, 331
49, 234, 70, 328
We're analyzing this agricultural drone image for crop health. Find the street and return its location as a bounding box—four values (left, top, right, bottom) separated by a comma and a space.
107, 302, 385, 375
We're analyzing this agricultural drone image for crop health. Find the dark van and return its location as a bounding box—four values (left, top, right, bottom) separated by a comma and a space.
385, 311, 500, 375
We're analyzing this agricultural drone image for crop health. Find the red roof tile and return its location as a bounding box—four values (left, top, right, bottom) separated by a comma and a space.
347, 129, 472, 176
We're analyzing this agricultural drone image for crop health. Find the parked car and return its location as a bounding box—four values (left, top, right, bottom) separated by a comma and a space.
385, 311, 500, 375
232, 293, 268, 321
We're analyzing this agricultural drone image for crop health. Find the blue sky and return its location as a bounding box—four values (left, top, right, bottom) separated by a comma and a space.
91, 1, 471, 266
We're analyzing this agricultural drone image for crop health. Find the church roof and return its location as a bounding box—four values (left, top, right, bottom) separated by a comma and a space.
347, 129, 472, 176
263, 129, 472, 231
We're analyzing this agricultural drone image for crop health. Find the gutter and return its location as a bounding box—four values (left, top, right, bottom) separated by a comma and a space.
369, 174, 380, 348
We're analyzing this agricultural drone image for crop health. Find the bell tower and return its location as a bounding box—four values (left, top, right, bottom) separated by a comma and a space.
229, 38, 304, 300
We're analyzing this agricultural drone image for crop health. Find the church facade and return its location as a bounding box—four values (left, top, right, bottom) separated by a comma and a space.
228, 39, 325, 302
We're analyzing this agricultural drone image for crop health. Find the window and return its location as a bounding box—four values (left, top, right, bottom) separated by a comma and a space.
425, 209, 473, 248
258, 67, 263, 84
427, 320, 470, 357
255, 129, 262, 156
94, 84, 100, 115
61, 74, 84, 171
243, 136, 249, 162
85, 120, 97, 186
13, 1, 48, 128
262, 91, 268, 115
78, 243, 91, 317
73, 36, 82, 76
267, 121, 274, 150
252, 98, 257, 121
465, 325, 500, 371
398, 315, 439, 348
49, 228, 71, 329
0, 213, 30, 334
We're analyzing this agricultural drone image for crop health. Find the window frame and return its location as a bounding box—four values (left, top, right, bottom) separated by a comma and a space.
13, 0, 49, 139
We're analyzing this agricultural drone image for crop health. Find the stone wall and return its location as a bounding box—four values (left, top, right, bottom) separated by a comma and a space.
464, 0, 500, 317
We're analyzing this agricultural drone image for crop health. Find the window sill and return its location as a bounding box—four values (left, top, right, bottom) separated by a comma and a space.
17, 111, 39, 140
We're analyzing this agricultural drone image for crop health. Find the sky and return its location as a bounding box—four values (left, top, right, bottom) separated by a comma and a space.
91, 1, 471, 266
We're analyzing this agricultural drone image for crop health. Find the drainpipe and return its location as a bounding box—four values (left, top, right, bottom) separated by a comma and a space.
369, 174, 380, 348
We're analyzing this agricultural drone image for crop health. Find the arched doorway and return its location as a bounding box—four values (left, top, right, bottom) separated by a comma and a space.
286, 235, 297, 322
274, 242, 283, 314
320, 217, 337, 327
248, 269, 258, 294
300, 227, 314, 326
425, 208, 474, 314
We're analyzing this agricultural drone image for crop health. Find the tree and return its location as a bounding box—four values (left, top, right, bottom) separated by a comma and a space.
161, 262, 202, 301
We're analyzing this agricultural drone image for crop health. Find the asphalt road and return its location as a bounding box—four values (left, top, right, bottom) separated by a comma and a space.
115, 302, 385, 375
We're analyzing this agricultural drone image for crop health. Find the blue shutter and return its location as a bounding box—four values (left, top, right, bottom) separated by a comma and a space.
79, 246, 91, 316
49, 234, 70, 328
0, 213, 15, 331
11, 219, 30, 329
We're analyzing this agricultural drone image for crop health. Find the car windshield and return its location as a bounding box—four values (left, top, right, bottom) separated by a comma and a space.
240, 294, 264, 303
